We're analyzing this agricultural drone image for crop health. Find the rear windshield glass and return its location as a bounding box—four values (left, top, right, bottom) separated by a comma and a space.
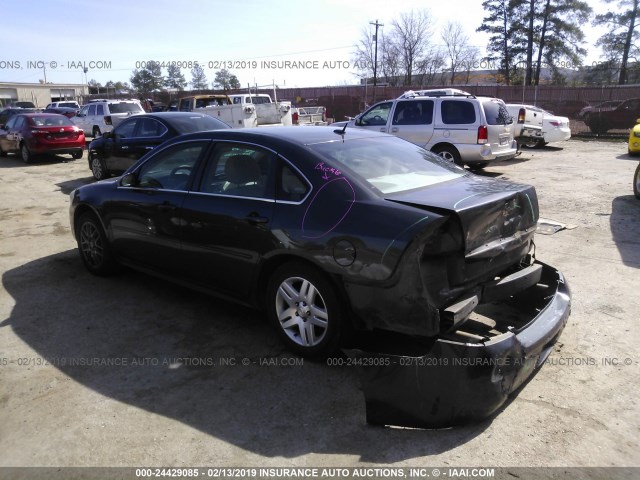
58, 102, 78, 108
310, 136, 463, 194
108, 102, 144, 114
29, 115, 74, 126
482, 100, 513, 125
171, 115, 231, 133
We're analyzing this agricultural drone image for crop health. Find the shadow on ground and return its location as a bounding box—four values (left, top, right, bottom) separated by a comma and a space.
610, 195, 640, 269
1, 251, 495, 461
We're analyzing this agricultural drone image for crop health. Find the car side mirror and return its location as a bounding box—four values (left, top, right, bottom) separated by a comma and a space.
636, 118, 640, 124
120, 172, 138, 187
102, 131, 112, 139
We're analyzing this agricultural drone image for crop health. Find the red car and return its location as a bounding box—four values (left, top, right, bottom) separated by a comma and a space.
0, 113, 85, 163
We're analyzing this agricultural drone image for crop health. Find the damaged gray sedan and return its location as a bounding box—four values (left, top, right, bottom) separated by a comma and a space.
69, 127, 570, 427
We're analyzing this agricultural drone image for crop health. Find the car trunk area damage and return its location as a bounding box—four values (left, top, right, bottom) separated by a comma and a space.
345, 175, 540, 338
346, 261, 570, 428
341, 176, 570, 428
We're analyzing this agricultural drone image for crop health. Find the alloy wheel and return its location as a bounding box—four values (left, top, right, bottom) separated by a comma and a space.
275, 276, 329, 347
79, 221, 104, 269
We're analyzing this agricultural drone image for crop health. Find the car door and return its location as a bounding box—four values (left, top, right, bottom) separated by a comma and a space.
179, 142, 277, 298
101, 117, 140, 172
618, 100, 640, 128
0, 115, 19, 152
104, 139, 210, 273
354, 101, 394, 133
74, 105, 90, 131
388, 99, 435, 147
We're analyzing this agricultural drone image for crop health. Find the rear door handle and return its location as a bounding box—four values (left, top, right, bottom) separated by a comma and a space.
245, 212, 269, 224
159, 201, 177, 213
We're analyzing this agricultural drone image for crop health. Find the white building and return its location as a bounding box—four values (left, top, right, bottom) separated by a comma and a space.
0, 82, 88, 108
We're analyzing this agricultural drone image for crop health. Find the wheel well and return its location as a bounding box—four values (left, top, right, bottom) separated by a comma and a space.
430, 142, 459, 155
73, 205, 104, 237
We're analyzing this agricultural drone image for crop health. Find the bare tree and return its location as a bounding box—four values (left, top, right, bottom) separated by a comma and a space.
380, 32, 403, 86
352, 25, 377, 81
441, 22, 471, 85
414, 46, 447, 86
388, 10, 434, 85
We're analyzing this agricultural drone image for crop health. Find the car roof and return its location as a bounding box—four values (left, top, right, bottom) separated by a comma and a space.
172, 125, 393, 146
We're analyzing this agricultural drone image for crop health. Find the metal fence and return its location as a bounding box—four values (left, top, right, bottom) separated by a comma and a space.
271, 84, 640, 135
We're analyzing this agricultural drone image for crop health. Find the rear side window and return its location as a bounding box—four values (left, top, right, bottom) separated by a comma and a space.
482, 100, 512, 125
392, 100, 434, 125
88, 105, 97, 116
441, 100, 476, 124
96, 104, 105, 115
108, 102, 143, 114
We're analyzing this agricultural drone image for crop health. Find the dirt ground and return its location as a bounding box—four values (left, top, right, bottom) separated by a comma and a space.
0, 139, 639, 470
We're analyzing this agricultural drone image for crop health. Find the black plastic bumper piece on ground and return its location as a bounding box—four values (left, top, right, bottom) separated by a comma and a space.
345, 261, 571, 429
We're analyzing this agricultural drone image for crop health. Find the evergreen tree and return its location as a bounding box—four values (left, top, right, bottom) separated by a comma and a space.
477, 0, 528, 85
130, 61, 164, 94
190, 64, 208, 91
594, 0, 639, 84
165, 64, 187, 90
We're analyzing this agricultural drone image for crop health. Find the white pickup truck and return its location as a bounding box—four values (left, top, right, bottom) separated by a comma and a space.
228, 93, 292, 127
291, 106, 327, 125
177, 94, 292, 128
505, 104, 544, 148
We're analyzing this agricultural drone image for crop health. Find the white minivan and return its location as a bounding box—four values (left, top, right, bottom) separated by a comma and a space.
338, 89, 518, 168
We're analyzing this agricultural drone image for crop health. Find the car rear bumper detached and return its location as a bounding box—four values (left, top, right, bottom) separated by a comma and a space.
345, 261, 571, 428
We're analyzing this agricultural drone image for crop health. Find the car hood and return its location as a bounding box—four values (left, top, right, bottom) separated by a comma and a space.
386, 174, 538, 255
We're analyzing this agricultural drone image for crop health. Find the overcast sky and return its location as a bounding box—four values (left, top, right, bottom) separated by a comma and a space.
2, 0, 611, 88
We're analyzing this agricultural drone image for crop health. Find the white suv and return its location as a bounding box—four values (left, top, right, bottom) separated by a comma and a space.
338, 89, 517, 168
73, 99, 144, 137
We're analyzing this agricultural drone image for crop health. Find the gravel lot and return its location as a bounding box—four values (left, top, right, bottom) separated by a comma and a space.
0, 139, 639, 471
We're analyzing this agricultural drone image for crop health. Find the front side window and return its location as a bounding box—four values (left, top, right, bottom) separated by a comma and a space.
359, 102, 393, 126
441, 100, 476, 125
199, 143, 276, 199
114, 119, 138, 138
135, 141, 207, 191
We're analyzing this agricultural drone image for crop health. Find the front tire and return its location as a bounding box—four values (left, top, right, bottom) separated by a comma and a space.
634, 163, 640, 200
72, 150, 83, 160
75, 212, 119, 276
266, 262, 348, 358
92, 126, 102, 138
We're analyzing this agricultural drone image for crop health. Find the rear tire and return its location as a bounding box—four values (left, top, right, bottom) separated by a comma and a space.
90, 153, 109, 180
0, 143, 7, 157
634, 163, 640, 200
266, 262, 349, 359
432, 145, 463, 166
75, 212, 119, 276
92, 126, 102, 138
